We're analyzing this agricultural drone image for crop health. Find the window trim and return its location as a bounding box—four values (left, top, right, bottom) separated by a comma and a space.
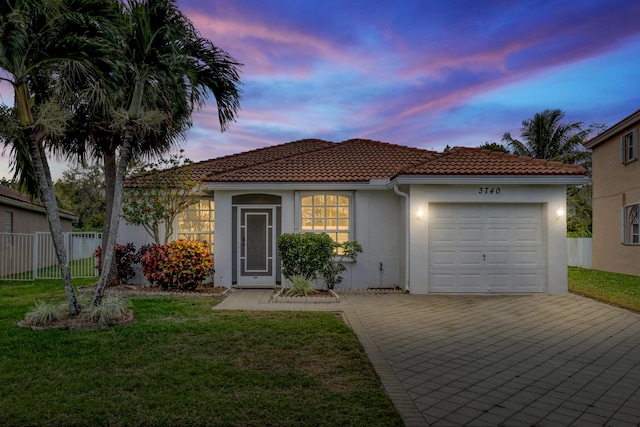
295, 191, 355, 243
620, 128, 639, 164
177, 199, 215, 254
622, 203, 640, 245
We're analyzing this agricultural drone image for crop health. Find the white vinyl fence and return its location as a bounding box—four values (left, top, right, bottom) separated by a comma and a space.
0, 232, 101, 281
567, 237, 592, 269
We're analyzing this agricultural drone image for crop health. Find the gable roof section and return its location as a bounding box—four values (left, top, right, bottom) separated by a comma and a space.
397, 147, 587, 177
584, 109, 640, 149
0, 184, 77, 220
127, 139, 333, 188
205, 139, 437, 183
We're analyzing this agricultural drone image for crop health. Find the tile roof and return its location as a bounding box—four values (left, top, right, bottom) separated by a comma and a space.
398, 147, 587, 176
206, 138, 437, 182
126, 138, 586, 187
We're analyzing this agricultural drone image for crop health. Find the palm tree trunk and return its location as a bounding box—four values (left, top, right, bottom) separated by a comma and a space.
92, 124, 135, 307
25, 126, 81, 316
101, 148, 119, 287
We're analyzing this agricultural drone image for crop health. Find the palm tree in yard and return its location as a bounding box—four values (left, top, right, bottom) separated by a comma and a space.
502, 109, 592, 166
0, 0, 119, 315
90, 0, 241, 307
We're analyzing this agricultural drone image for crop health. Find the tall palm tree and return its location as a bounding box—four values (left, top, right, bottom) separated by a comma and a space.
502, 109, 591, 165
0, 0, 120, 315
90, 0, 241, 307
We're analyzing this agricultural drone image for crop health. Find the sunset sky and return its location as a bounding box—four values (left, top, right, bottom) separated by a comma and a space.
1, 0, 640, 180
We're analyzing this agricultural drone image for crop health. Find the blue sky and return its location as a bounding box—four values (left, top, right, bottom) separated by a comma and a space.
1, 0, 640, 180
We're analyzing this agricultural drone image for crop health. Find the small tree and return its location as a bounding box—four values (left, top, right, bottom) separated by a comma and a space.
321, 241, 363, 290
122, 151, 203, 244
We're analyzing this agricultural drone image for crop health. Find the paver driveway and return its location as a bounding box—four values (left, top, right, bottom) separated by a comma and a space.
342, 293, 640, 426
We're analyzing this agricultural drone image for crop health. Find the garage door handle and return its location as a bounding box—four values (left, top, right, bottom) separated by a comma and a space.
483, 254, 486, 261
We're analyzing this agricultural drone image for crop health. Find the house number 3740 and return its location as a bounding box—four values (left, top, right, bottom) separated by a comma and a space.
478, 187, 501, 194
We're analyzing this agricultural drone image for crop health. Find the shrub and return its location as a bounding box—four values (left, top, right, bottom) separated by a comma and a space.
321, 241, 363, 290
277, 233, 363, 290
284, 275, 316, 297
277, 233, 335, 280
139, 240, 213, 291
95, 243, 141, 284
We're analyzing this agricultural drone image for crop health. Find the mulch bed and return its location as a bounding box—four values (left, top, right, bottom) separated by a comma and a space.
78, 284, 228, 297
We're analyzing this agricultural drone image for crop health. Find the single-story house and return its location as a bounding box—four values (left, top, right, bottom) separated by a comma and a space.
584, 109, 640, 276
0, 184, 78, 277
121, 138, 588, 294
0, 184, 77, 234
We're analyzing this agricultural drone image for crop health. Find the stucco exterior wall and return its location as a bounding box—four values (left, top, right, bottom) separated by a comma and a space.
591, 130, 640, 276
1, 203, 74, 233
408, 184, 569, 294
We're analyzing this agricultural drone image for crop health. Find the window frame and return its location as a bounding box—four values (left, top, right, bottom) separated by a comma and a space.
177, 199, 215, 255
296, 191, 354, 244
622, 203, 640, 245
620, 128, 639, 164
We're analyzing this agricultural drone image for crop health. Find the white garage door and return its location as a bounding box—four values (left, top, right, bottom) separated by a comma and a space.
428, 203, 545, 293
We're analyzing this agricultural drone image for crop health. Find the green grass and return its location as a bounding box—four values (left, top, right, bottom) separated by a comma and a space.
0, 279, 402, 426
569, 267, 640, 313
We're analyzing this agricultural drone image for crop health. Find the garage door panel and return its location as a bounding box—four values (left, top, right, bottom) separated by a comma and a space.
429, 203, 545, 293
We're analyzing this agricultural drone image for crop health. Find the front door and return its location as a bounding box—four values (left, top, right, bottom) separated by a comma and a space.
237, 207, 276, 286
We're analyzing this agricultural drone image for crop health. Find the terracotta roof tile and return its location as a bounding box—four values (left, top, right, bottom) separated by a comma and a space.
398, 147, 586, 176
126, 139, 587, 186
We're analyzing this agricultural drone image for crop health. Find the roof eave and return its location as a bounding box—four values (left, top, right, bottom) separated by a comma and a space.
202, 181, 389, 191
584, 109, 640, 149
391, 175, 591, 186
0, 196, 78, 220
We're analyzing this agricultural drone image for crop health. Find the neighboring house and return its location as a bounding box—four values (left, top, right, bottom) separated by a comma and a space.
121, 138, 587, 294
0, 184, 78, 277
584, 109, 640, 276
0, 184, 77, 234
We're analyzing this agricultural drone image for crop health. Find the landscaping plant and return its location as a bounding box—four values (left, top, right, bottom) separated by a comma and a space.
95, 243, 141, 285
277, 233, 363, 290
139, 240, 213, 291
284, 275, 316, 297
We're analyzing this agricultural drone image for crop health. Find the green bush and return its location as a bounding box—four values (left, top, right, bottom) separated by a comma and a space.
23, 300, 68, 326
140, 240, 213, 291
88, 294, 132, 326
277, 233, 363, 290
277, 233, 335, 280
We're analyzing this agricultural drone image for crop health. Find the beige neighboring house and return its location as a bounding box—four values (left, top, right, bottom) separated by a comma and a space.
0, 184, 77, 234
585, 109, 640, 276
0, 184, 77, 277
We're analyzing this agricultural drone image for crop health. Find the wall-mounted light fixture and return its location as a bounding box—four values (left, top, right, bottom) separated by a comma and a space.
416, 207, 424, 220
556, 207, 565, 217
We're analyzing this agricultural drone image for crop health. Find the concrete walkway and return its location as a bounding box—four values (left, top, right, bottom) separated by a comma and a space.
214, 290, 640, 426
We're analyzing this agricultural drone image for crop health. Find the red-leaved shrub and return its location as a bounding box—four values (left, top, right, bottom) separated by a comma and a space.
95, 243, 141, 284
139, 240, 213, 290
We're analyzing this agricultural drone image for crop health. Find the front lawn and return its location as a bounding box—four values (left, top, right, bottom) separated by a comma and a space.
569, 267, 640, 313
0, 279, 402, 426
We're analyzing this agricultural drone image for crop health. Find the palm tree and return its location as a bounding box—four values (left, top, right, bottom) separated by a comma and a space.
502, 109, 591, 165
90, 0, 241, 307
0, 0, 120, 315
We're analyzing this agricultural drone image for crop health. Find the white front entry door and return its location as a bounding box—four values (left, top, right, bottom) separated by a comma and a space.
237, 207, 276, 286
428, 203, 545, 293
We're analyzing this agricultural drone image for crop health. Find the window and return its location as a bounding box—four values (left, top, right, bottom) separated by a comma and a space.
300, 193, 352, 244
177, 199, 214, 254
621, 129, 639, 164
4, 211, 12, 245
623, 204, 640, 245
